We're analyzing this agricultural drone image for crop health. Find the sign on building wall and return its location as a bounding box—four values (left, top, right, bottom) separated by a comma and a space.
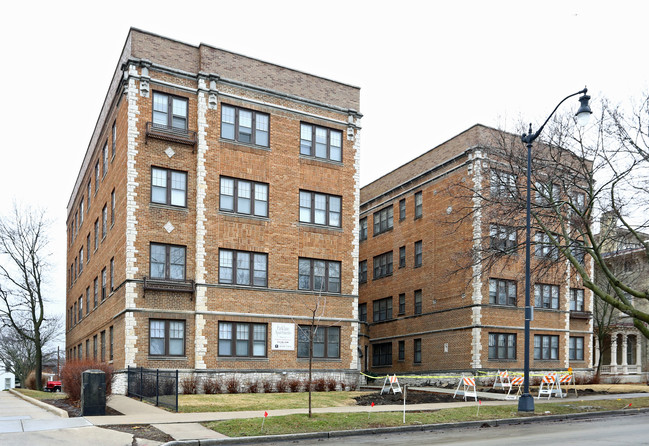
272, 323, 295, 350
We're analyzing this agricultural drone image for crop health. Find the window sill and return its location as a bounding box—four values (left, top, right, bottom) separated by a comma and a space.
149, 202, 189, 212
488, 358, 518, 362
147, 356, 188, 361
298, 222, 343, 232
218, 211, 270, 223
299, 155, 343, 167
297, 357, 341, 362
217, 357, 269, 361
373, 273, 393, 281
219, 138, 270, 152
373, 227, 393, 237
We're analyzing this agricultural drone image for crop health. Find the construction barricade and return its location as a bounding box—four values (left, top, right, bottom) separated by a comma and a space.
380, 374, 402, 395
453, 375, 477, 401
556, 373, 572, 398
537, 373, 558, 399
493, 370, 512, 390
506, 376, 524, 400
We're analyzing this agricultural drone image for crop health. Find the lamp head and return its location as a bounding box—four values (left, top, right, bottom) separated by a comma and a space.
576, 90, 592, 127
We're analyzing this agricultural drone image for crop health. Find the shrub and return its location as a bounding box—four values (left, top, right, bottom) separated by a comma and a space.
203, 376, 221, 394
180, 375, 198, 394
348, 380, 358, 391
226, 377, 240, 394
247, 380, 260, 393
262, 379, 274, 393
340, 381, 347, 391
313, 378, 327, 392
25, 371, 48, 391
60, 359, 114, 403
276, 379, 288, 393
326, 378, 337, 391
288, 378, 302, 393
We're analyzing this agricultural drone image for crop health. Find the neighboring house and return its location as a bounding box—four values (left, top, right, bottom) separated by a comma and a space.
594, 213, 648, 382
1, 369, 15, 390
358, 124, 594, 376
65, 29, 362, 393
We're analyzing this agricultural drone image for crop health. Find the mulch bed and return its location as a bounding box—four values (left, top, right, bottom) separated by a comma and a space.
355, 390, 459, 405
41, 398, 172, 442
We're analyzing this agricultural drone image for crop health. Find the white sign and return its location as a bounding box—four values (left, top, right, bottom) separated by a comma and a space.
272, 323, 295, 350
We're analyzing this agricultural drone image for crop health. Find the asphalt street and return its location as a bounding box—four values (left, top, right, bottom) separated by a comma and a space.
261, 412, 649, 446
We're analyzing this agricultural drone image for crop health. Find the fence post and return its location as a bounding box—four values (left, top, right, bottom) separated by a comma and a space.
156, 369, 159, 407
175, 369, 179, 412
140, 367, 143, 401
127, 365, 130, 397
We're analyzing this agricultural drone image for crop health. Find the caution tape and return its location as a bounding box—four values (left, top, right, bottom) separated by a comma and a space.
361, 370, 572, 381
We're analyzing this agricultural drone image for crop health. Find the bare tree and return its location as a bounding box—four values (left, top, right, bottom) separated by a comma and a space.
449, 93, 649, 339
0, 205, 54, 390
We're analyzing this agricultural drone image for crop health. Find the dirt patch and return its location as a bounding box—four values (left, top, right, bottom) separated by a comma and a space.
101, 424, 174, 443
41, 398, 123, 417
355, 390, 458, 405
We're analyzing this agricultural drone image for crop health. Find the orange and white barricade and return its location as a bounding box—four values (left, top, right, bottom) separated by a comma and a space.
537, 373, 558, 399
493, 370, 512, 390
506, 376, 524, 400
556, 374, 572, 398
453, 375, 477, 401
380, 374, 402, 395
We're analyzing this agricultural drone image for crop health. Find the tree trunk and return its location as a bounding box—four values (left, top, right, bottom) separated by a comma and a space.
308, 318, 314, 418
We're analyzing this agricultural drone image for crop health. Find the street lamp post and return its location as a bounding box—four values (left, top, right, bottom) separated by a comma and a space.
517, 88, 592, 412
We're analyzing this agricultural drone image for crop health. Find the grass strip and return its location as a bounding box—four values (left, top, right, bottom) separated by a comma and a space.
13, 388, 68, 400
203, 397, 649, 437
179, 391, 367, 413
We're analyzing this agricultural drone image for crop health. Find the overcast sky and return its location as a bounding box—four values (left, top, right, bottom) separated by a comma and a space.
1, 0, 647, 341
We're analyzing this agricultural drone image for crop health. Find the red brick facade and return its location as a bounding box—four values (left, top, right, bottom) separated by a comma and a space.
66, 29, 361, 391
359, 125, 593, 376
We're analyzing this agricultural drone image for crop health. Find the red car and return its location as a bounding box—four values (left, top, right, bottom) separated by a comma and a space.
45, 380, 62, 392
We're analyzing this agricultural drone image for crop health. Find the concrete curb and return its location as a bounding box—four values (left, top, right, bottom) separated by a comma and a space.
9, 389, 69, 418
160, 407, 649, 445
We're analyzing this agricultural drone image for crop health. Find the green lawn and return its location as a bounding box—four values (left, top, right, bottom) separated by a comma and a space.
179, 391, 367, 413
14, 388, 67, 400
203, 397, 649, 437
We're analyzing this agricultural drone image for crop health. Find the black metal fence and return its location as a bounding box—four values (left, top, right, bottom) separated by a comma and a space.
127, 366, 178, 412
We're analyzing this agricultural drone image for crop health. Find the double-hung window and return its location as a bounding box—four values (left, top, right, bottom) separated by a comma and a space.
490, 170, 516, 198
398, 293, 406, 315
150, 243, 186, 281
489, 278, 517, 306
93, 277, 98, 308
488, 333, 516, 360
101, 268, 106, 301
298, 258, 341, 293
399, 199, 406, 221
111, 189, 115, 226
534, 334, 559, 360
220, 177, 268, 217
300, 123, 342, 162
359, 260, 367, 284
414, 339, 422, 363
299, 191, 341, 227
414, 240, 422, 267
218, 322, 267, 357
372, 342, 392, 366
490, 224, 517, 252
534, 283, 559, 309
398, 341, 405, 361
153, 92, 188, 131
359, 217, 367, 241
102, 205, 107, 239
535, 181, 560, 205
570, 288, 585, 311
95, 161, 100, 193
221, 104, 269, 146
414, 191, 423, 219
79, 248, 84, 274
373, 206, 393, 235
373, 297, 393, 322
111, 122, 116, 158
152, 167, 187, 207
219, 249, 267, 287
373, 251, 393, 279
94, 219, 99, 250
102, 143, 108, 178
87, 181, 92, 210
569, 336, 584, 360
297, 325, 340, 359
399, 246, 406, 268
414, 289, 422, 314
534, 232, 558, 260
149, 319, 185, 356
85, 287, 90, 315
359, 303, 367, 322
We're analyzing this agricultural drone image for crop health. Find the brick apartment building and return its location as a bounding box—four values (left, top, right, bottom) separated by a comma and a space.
65, 29, 362, 392
358, 124, 594, 377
